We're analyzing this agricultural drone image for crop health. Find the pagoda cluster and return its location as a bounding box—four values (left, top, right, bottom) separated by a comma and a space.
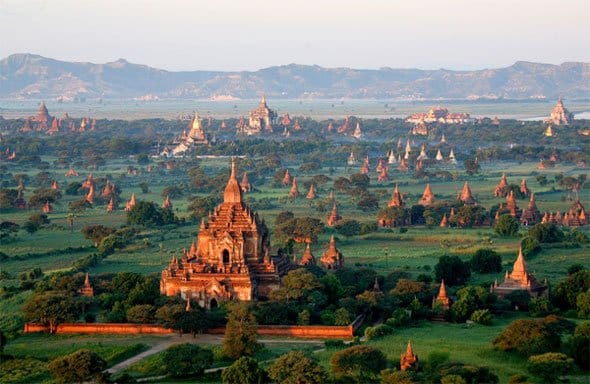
20, 102, 98, 135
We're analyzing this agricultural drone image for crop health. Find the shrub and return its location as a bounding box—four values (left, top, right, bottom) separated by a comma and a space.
162, 343, 213, 378
385, 308, 411, 328
528, 297, 555, 317
527, 353, 574, 383
364, 324, 393, 340
568, 322, 590, 370
424, 350, 450, 373
221, 356, 266, 384
330, 345, 387, 383
470, 309, 493, 325
268, 351, 328, 384
48, 349, 106, 383
492, 318, 561, 356
508, 374, 530, 383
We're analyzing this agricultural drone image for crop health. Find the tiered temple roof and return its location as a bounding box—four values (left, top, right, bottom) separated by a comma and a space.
418, 184, 435, 206
327, 203, 342, 227
240, 172, 252, 193
320, 235, 344, 270
282, 169, 292, 186
300, 243, 316, 266
520, 193, 541, 226
388, 184, 404, 207
400, 341, 419, 371
505, 191, 521, 218
162, 195, 173, 210
491, 247, 548, 298
439, 214, 449, 228
288, 178, 300, 198
160, 159, 289, 307
306, 184, 316, 200
546, 97, 573, 125
433, 280, 450, 309
458, 181, 477, 205
520, 179, 531, 197
124, 193, 136, 211
78, 273, 94, 297
244, 95, 276, 134
494, 173, 509, 197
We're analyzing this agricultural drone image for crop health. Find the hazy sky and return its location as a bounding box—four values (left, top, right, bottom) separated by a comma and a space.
1, 0, 589, 71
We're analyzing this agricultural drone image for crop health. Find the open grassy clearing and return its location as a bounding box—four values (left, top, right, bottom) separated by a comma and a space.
315, 314, 588, 383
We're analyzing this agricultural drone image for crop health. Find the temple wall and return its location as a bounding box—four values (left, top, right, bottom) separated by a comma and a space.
24, 323, 174, 334
24, 322, 356, 339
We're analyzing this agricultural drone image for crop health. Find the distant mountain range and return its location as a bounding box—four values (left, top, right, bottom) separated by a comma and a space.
1, 53, 589, 100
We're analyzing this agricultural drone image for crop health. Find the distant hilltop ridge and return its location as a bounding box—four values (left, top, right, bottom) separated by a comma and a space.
1, 53, 589, 100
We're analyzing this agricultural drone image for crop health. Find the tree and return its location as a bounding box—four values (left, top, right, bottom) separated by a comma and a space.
492, 318, 561, 356
380, 369, 416, 384
268, 350, 328, 384
494, 215, 520, 236
175, 306, 210, 336
330, 345, 387, 383
470, 249, 502, 273
161, 185, 183, 198
28, 188, 61, 207
527, 223, 564, 243
127, 200, 177, 227
527, 353, 574, 383
222, 356, 266, 384
335, 219, 362, 238
275, 217, 324, 243
81, 225, 116, 246
377, 206, 408, 227
275, 210, 295, 227
464, 159, 480, 175
350, 173, 370, 189
126, 304, 155, 324
553, 270, 590, 310
188, 195, 219, 219
434, 255, 471, 286
223, 302, 260, 359
155, 304, 184, 328
269, 268, 322, 302
356, 193, 379, 212
577, 290, 590, 318
569, 322, 590, 370
454, 205, 488, 228
162, 343, 213, 378
22, 292, 80, 333
48, 349, 106, 384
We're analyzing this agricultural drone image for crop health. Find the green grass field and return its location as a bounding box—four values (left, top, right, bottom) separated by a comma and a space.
316, 315, 588, 383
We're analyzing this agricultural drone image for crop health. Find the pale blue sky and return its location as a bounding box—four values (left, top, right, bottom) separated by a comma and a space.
1, 0, 589, 71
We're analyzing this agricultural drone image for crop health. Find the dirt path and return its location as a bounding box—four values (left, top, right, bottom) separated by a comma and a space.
107, 333, 323, 375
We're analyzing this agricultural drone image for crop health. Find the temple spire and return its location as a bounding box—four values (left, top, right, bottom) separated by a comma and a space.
405, 340, 414, 357
223, 157, 243, 204
512, 246, 527, 278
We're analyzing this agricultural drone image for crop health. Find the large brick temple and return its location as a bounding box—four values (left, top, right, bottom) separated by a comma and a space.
160, 158, 290, 308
